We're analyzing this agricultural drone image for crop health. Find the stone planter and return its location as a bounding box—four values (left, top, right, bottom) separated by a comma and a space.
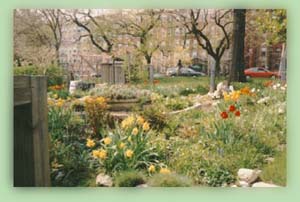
107, 99, 142, 111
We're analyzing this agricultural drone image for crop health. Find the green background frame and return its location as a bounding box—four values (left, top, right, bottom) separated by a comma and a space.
0, 0, 299, 201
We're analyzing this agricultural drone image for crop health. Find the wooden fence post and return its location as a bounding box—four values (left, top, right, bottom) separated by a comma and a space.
14, 76, 51, 187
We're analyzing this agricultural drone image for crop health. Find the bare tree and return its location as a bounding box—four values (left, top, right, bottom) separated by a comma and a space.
177, 9, 233, 92
117, 9, 163, 81
64, 9, 114, 54
39, 9, 64, 65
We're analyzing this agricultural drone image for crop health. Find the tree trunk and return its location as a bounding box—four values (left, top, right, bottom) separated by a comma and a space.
145, 55, 153, 82
229, 9, 246, 83
279, 43, 287, 82
209, 58, 218, 93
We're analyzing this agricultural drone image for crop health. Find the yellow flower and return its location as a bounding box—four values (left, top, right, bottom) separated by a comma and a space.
103, 137, 112, 145
56, 99, 65, 107
132, 127, 139, 136
125, 149, 134, 158
92, 149, 107, 159
92, 150, 100, 158
142, 122, 150, 131
136, 116, 145, 125
86, 138, 95, 148
53, 94, 58, 99
160, 168, 171, 174
148, 165, 156, 173
119, 142, 125, 149
231, 90, 241, 102
223, 92, 230, 101
128, 136, 132, 142
121, 115, 135, 129
96, 97, 106, 104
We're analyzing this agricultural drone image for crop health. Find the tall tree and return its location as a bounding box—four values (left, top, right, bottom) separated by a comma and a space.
177, 9, 233, 92
117, 9, 163, 81
229, 9, 246, 83
39, 9, 64, 65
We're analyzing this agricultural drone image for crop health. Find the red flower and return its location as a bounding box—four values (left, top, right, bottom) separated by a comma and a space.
220, 111, 228, 119
229, 105, 236, 112
235, 111, 241, 117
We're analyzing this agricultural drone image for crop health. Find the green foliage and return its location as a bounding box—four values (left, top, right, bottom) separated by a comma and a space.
148, 173, 193, 187
90, 116, 161, 174
48, 105, 94, 186
45, 65, 65, 86
261, 148, 286, 186
141, 104, 168, 131
89, 84, 151, 100
114, 170, 146, 187
14, 65, 66, 86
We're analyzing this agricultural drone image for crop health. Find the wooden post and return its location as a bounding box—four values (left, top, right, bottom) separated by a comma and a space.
14, 76, 51, 187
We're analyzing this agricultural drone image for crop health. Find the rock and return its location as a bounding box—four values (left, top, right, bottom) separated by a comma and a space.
237, 168, 261, 184
96, 173, 113, 187
257, 97, 270, 104
136, 184, 148, 188
252, 182, 280, 187
238, 181, 250, 187
69, 80, 82, 94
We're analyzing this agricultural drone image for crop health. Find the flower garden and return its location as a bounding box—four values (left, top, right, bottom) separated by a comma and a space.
47, 76, 286, 187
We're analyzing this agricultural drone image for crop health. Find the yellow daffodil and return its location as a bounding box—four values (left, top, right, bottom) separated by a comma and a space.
103, 137, 112, 145
142, 122, 150, 131
86, 138, 95, 148
132, 127, 139, 136
119, 142, 125, 149
121, 115, 135, 129
148, 165, 156, 173
160, 168, 171, 174
125, 149, 134, 158
53, 94, 58, 99
92, 149, 107, 159
128, 136, 132, 142
136, 116, 145, 125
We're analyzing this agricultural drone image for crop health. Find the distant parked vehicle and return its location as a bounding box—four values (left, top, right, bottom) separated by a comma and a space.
166, 67, 178, 76
244, 67, 279, 79
180, 68, 206, 77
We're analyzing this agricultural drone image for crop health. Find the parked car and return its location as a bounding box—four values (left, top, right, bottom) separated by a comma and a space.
180, 68, 206, 76
167, 67, 206, 77
166, 67, 178, 76
244, 67, 279, 79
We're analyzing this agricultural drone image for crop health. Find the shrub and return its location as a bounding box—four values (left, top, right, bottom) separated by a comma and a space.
141, 104, 168, 131
45, 65, 65, 86
114, 170, 146, 187
148, 173, 193, 187
84, 96, 111, 137
48, 102, 94, 186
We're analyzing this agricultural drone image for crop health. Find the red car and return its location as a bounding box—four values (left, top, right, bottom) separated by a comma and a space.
244, 67, 279, 79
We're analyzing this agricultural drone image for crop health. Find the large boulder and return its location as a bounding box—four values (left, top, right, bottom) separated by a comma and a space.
237, 168, 261, 184
96, 173, 113, 187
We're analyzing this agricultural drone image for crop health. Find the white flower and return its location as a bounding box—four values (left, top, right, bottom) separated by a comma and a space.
251, 88, 256, 93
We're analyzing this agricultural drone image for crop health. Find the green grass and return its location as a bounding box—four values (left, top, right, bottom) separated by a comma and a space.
261, 149, 287, 186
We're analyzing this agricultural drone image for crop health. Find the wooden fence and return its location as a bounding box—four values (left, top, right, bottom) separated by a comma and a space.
14, 76, 50, 187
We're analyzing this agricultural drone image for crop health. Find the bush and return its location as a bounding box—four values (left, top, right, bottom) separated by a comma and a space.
148, 173, 193, 187
114, 170, 146, 187
48, 102, 94, 186
141, 104, 168, 131
45, 66, 65, 86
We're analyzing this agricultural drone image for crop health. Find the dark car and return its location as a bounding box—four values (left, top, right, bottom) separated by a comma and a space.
244, 67, 279, 79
